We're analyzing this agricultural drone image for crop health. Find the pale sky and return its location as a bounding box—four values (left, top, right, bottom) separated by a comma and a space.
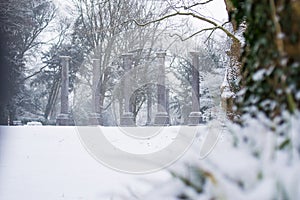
52, 0, 228, 23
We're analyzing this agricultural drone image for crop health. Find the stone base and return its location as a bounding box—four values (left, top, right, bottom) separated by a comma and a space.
154, 112, 169, 126
89, 113, 102, 126
56, 114, 69, 126
188, 112, 203, 126
120, 112, 135, 126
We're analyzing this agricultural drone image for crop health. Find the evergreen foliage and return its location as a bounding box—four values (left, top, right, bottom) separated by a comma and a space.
231, 1, 300, 120
0, 0, 55, 124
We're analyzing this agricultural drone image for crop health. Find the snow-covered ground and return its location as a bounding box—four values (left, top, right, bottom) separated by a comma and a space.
142, 114, 300, 200
0, 125, 206, 200
1, 114, 299, 200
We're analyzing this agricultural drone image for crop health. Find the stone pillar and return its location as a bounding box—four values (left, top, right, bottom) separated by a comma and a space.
154, 51, 169, 125
166, 88, 170, 124
89, 58, 102, 125
146, 86, 152, 125
188, 52, 203, 125
120, 53, 135, 126
56, 56, 71, 126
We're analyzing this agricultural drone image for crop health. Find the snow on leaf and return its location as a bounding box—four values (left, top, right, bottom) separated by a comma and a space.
252, 69, 265, 81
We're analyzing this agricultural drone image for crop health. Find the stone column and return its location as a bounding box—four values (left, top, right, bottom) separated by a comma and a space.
146, 86, 152, 125
89, 58, 102, 125
120, 53, 135, 126
154, 51, 169, 125
56, 56, 71, 126
188, 52, 203, 125
166, 88, 170, 124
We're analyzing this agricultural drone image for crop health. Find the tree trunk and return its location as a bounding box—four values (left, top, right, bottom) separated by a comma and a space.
221, 0, 242, 120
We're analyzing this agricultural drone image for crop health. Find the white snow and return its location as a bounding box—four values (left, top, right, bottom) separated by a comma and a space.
277, 33, 285, 39
252, 69, 266, 81
139, 114, 300, 200
296, 91, 300, 100
220, 68, 234, 99
221, 89, 234, 99
0, 126, 173, 200
1, 113, 300, 200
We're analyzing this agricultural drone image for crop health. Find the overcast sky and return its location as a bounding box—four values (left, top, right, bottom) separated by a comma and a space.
52, 0, 228, 22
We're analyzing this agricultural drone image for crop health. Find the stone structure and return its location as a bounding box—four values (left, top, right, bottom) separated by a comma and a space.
89, 58, 102, 125
188, 52, 203, 125
56, 56, 71, 126
146, 86, 152, 125
120, 53, 135, 126
166, 88, 170, 116
154, 52, 169, 125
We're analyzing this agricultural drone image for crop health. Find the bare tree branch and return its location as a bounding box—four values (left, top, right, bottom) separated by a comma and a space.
132, 12, 240, 43
178, 0, 214, 10
204, 21, 231, 43
169, 27, 216, 41
23, 65, 49, 81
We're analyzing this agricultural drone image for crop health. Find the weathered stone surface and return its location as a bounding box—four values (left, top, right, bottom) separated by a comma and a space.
120, 54, 135, 126
154, 112, 169, 126
120, 112, 135, 126
56, 114, 69, 126
188, 112, 204, 126
89, 113, 102, 126
188, 52, 202, 126
56, 56, 71, 126
154, 51, 169, 125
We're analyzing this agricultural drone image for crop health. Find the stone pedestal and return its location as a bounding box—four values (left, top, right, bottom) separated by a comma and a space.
120, 112, 135, 126
154, 112, 169, 126
56, 114, 69, 126
188, 112, 203, 126
89, 113, 102, 126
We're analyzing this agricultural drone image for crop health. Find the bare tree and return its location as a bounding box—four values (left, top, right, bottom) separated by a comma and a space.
72, 0, 165, 124
130, 0, 242, 120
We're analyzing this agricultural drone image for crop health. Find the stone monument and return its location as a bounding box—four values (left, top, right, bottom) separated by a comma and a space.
188, 52, 203, 125
89, 58, 102, 125
56, 56, 71, 126
120, 53, 135, 126
154, 51, 169, 125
